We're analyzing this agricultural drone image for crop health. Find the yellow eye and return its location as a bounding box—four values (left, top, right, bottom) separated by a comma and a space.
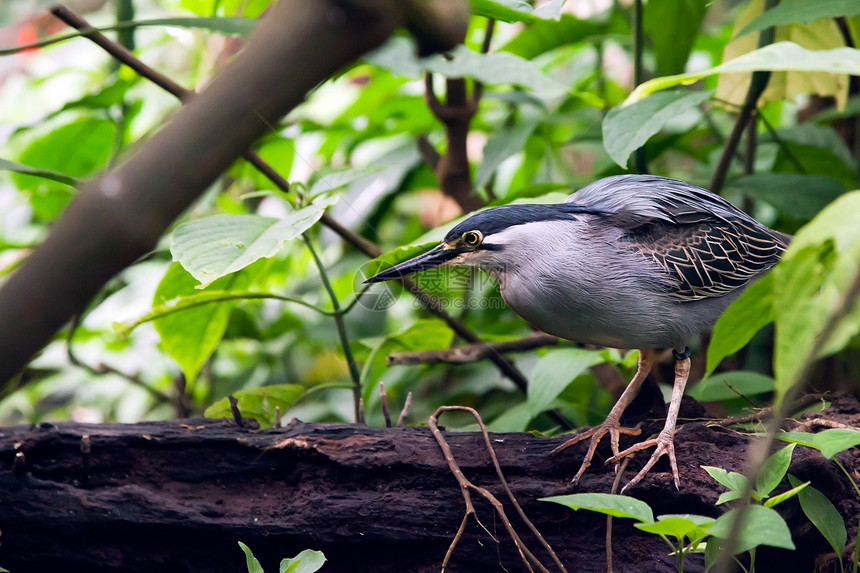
462, 230, 483, 248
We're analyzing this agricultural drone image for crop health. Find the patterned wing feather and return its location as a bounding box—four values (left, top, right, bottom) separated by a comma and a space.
629, 219, 788, 300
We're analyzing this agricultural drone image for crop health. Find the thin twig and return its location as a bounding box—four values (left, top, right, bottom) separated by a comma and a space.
708, 0, 777, 194
66, 314, 172, 404
388, 333, 559, 366
397, 391, 413, 427
379, 382, 392, 428
631, 0, 647, 174
429, 405, 566, 573
228, 395, 243, 428
304, 236, 362, 423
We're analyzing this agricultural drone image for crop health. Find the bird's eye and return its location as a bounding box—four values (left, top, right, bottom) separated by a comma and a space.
462, 230, 483, 248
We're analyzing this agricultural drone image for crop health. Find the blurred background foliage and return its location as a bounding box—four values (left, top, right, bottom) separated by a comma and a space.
0, 0, 859, 431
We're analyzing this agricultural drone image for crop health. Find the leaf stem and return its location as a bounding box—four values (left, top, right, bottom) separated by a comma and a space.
303, 235, 363, 422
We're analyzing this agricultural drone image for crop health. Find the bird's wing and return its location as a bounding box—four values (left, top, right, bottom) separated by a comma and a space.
567, 175, 790, 300
627, 219, 787, 300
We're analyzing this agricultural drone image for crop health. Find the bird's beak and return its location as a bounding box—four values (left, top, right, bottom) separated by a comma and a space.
364, 244, 460, 284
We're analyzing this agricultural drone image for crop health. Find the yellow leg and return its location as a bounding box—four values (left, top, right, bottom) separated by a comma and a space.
551, 349, 655, 483
608, 354, 691, 493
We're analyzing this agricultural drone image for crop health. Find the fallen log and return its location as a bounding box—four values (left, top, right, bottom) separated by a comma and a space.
0, 394, 858, 573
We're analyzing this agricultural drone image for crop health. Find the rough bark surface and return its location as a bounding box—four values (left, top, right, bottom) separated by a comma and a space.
0, 395, 858, 573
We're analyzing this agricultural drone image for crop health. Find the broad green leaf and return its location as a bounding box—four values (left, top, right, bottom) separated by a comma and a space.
773, 191, 860, 395
687, 371, 775, 403
308, 165, 386, 199
425, 46, 568, 98
471, 0, 564, 23
708, 505, 796, 553
527, 347, 605, 416
702, 465, 750, 497
153, 263, 240, 384
628, 42, 860, 104
738, 0, 860, 38
0, 157, 80, 187
172, 197, 335, 287
778, 428, 860, 459
205, 384, 306, 427
756, 444, 796, 498
705, 272, 774, 376
541, 493, 654, 523
764, 480, 808, 508
14, 117, 116, 220
246, 136, 295, 191
500, 14, 605, 59
487, 401, 533, 432
717, 0, 849, 111
238, 542, 264, 573
635, 514, 715, 539
789, 475, 847, 556
643, 0, 708, 77
117, 290, 325, 337
360, 319, 454, 402
726, 174, 845, 220
280, 549, 327, 573
602, 90, 712, 168
475, 114, 541, 191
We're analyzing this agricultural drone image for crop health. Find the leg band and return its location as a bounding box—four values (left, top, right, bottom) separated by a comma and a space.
672, 346, 691, 361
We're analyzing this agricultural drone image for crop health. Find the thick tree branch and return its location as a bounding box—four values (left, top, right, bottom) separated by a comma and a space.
0, 0, 469, 384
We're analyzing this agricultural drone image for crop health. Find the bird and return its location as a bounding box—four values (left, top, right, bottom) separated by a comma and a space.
364, 174, 790, 492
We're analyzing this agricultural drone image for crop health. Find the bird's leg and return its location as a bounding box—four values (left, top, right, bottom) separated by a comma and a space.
551, 349, 655, 484
608, 347, 692, 493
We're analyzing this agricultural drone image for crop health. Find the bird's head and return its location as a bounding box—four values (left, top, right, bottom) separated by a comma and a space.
364, 202, 607, 284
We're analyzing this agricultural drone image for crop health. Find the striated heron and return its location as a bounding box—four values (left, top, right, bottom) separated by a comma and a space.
365, 175, 790, 491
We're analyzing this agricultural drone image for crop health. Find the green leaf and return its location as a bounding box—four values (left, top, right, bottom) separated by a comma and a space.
702, 465, 750, 498
643, 0, 708, 76
238, 542, 264, 573
172, 197, 335, 287
602, 90, 712, 168
280, 549, 327, 573
0, 157, 81, 187
737, 0, 860, 38
628, 42, 860, 103
470, 0, 564, 23
756, 444, 796, 498
779, 428, 860, 459
789, 475, 847, 556
205, 384, 307, 427
634, 514, 715, 539
153, 263, 237, 384
540, 493, 654, 523
705, 272, 774, 376
308, 165, 386, 199
708, 505, 796, 553
764, 480, 808, 508
14, 117, 116, 220
527, 347, 605, 416
475, 115, 541, 191
500, 14, 605, 59
687, 371, 775, 402
726, 174, 845, 220
425, 46, 568, 98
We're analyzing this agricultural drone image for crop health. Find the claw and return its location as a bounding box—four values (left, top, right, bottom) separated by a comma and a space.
606, 429, 680, 493
552, 421, 641, 483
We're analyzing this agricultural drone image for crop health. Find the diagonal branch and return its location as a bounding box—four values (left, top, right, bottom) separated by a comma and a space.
388, 333, 559, 366
23, 6, 569, 430
0, 0, 469, 384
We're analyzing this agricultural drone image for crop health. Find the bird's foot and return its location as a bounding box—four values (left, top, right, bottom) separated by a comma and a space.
551, 420, 642, 484
606, 429, 679, 494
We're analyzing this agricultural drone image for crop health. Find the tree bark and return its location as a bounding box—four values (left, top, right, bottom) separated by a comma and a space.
1, 395, 858, 573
